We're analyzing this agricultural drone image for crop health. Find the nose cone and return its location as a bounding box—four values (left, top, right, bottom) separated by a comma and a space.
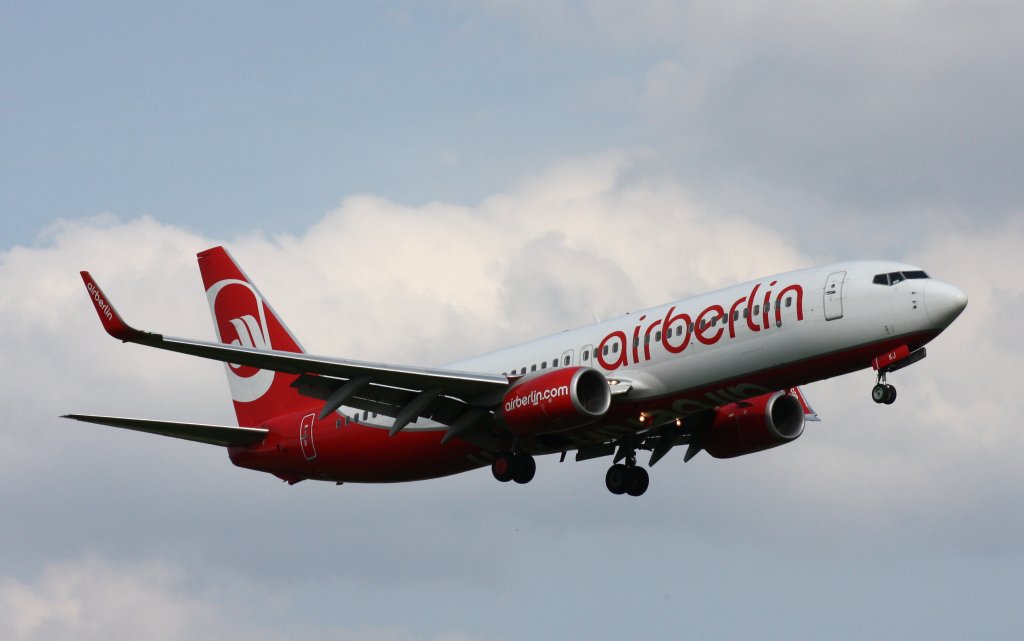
924, 281, 968, 328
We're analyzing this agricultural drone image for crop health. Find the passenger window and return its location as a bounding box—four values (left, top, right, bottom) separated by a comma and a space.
531, 364, 536, 372
612, 343, 619, 353
520, 367, 526, 375
743, 308, 749, 318
753, 305, 760, 316
676, 326, 683, 337
583, 350, 589, 360
541, 361, 547, 369
765, 302, 771, 312
603, 345, 609, 355
786, 297, 792, 308
655, 331, 661, 342
733, 310, 739, 321
563, 355, 570, 366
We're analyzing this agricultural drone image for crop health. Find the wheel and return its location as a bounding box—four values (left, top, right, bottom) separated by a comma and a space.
512, 454, 536, 484
605, 464, 628, 495
883, 385, 897, 405
871, 384, 888, 404
625, 467, 650, 497
492, 454, 515, 482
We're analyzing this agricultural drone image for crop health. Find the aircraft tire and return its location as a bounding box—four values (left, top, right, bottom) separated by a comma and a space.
871, 384, 889, 404
605, 464, 628, 495
512, 454, 536, 484
883, 385, 897, 405
625, 467, 650, 497
492, 455, 515, 482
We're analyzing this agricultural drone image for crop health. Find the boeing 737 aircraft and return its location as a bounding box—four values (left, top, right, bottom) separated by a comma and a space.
66, 247, 967, 496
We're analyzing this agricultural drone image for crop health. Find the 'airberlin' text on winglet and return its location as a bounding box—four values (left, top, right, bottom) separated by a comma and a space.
86, 282, 114, 322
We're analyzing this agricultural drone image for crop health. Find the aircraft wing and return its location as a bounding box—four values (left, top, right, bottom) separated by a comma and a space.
80, 272, 510, 404
62, 414, 269, 447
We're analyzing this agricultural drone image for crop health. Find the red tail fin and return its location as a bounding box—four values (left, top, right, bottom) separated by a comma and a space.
197, 246, 320, 427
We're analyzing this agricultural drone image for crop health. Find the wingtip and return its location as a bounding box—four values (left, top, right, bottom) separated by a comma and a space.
79, 272, 145, 342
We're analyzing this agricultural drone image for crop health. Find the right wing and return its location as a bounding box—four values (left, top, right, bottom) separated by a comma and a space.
62, 414, 269, 447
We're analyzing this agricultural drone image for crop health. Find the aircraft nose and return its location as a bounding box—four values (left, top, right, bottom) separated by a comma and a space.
924, 280, 968, 327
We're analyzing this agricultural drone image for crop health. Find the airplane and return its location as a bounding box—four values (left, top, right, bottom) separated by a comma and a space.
65, 246, 968, 496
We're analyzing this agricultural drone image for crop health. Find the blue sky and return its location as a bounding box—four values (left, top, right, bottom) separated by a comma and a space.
2, 2, 1023, 641
3, 2, 646, 245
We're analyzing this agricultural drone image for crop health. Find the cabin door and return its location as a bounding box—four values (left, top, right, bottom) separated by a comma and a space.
824, 271, 846, 321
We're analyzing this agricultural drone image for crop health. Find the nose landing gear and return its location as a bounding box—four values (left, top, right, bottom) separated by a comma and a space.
871, 373, 897, 405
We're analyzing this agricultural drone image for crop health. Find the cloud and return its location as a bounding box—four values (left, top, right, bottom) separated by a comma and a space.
0, 557, 499, 641
479, 1, 1024, 229
1, 151, 1022, 639
0, 557, 276, 641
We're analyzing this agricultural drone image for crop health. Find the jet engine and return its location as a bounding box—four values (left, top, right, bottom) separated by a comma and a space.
703, 391, 805, 458
500, 367, 611, 435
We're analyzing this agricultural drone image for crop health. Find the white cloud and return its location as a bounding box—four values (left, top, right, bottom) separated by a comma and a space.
2, 153, 1019, 533
1, 152, 1022, 640
0, 557, 499, 641
0, 557, 277, 641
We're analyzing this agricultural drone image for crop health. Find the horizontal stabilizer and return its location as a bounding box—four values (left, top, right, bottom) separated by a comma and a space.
62, 414, 268, 447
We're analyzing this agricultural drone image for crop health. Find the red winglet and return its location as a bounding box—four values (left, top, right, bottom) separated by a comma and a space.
79, 272, 146, 342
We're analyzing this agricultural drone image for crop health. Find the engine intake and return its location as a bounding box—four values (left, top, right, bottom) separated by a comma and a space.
500, 367, 611, 435
703, 391, 805, 459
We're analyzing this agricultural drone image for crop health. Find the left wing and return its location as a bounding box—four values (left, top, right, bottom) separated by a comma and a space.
80, 271, 510, 407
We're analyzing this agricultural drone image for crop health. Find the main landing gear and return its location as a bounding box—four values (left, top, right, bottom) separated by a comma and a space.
871, 372, 897, 405
605, 457, 650, 497
492, 452, 536, 484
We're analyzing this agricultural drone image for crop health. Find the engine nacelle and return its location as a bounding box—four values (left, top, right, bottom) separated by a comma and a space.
703, 391, 805, 459
500, 367, 612, 435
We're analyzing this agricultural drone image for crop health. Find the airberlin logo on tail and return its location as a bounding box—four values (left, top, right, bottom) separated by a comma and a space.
86, 282, 113, 321
206, 279, 275, 404
227, 315, 271, 353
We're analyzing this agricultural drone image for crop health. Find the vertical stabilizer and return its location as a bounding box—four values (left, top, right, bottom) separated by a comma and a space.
197, 246, 320, 427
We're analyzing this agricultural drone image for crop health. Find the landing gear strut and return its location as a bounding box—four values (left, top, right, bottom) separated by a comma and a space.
872, 373, 897, 405
605, 455, 650, 497
492, 452, 536, 484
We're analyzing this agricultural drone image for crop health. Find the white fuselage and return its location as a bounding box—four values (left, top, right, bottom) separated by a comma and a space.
449, 260, 961, 402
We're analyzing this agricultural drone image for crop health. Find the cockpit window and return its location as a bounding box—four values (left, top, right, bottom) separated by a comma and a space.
872, 270, 930, 286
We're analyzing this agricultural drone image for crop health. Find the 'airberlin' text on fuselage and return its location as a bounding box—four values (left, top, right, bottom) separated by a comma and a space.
596, 281, 805, 371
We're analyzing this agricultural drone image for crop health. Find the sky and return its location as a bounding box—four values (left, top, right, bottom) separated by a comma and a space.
2, 2, 1023, 640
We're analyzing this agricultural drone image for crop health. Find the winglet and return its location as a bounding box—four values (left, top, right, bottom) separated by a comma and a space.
79, 271, 148, 342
